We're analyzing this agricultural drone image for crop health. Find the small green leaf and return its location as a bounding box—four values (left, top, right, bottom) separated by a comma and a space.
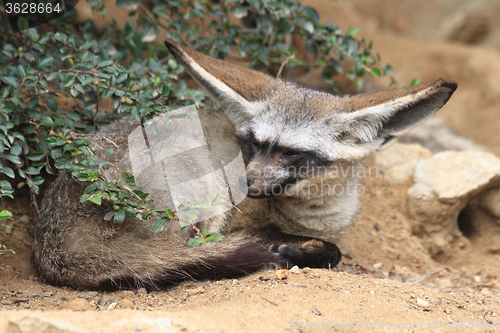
193, 202, 211, 209
47, 98, 58, 112
27, 152, 45, 161
346, 27, 360, 37
305, 40, 317, 54
141, 24, 159, 43
211, 193, 220, 204
39, 56, 54, 68
0, 210, 13, 220
17, 17, 29, 32
105, 147, 114, 156
114, 209, 126, 223
84, 183, 98, 194
230, 6, 248, 19
371, 67, 381, 77
152, 219, 168, 232
0, 168, 15, 178
98, 59, 114, 67
116, 0, 138, 10
410, 78, 421, 87
205, 232, 225, 243
10, 145, 22, 156
5, 155, 21, 164
89, 196, 102, 205
25, 167, 40, 175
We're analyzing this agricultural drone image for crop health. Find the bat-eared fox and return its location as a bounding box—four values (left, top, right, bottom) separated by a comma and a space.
32, 39, 457, 289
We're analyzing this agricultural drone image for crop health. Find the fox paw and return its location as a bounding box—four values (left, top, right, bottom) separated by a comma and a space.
268, 240, 341, 269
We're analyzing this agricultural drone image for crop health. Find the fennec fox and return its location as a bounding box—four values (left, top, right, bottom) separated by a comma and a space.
32, 39, 457, 289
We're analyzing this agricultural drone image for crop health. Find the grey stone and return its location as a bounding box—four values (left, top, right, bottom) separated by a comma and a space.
478, 186, 500, 219
8, 315, 84, 333
412, 151, 500, 200
374, 143, 432, 182
408, 150, 500, 257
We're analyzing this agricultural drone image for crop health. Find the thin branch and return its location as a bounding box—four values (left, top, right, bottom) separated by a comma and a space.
74, 133, 119, 148
276, 54, 295, 78
191, 224, 205, 239
36, 69, 100, 77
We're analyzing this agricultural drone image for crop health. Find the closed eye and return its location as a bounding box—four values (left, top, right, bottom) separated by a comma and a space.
281, 150, 302, 158
251, 139, 260, 151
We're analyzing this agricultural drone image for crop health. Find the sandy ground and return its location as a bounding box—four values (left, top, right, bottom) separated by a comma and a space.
2, 0, 500, 332
1, 161, 499, 332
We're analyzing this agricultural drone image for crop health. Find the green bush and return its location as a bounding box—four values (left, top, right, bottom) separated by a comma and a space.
0, 0, 390, 246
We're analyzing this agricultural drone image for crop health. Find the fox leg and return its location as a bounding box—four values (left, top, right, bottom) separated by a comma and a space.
255, 229, 342, 269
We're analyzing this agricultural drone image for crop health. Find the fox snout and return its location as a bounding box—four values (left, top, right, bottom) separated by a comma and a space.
238, 158, 296, 198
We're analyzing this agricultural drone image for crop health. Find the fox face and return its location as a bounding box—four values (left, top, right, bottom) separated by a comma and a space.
164, 39, 457, 200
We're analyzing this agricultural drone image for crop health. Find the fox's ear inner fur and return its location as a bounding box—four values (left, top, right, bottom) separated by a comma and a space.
164, 39, 280, 126
339, 79, 457, 148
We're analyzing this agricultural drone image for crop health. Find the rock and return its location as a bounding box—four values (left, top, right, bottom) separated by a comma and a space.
417, 298, 429, 307
478, 187, 500, 219
289, 265, 300, 274
400, 118, 483, 152
62, 298, 92, 311
373, 143, 432, 182
373, 263, 383, 270
8, 315, 84, 333
19, 215, 30, 223
411, 151, 500, 200
107, 302, 117, 311
77, 293, 90, 299
408, 150, 500, 256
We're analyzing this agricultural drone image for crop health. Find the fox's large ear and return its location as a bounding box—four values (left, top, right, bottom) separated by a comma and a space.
164, 39, 280, 126
336, 79, 457, 149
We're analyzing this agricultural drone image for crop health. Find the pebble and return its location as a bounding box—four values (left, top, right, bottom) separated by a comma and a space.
373, 263, 383, 270
417, 298, 429, 307
107, 302, 117, 311
77, 293, 90, 299
480, 288, 491, 296
289, 266, 300, 274
186, 287, 205, 296
8, 315, 84, 333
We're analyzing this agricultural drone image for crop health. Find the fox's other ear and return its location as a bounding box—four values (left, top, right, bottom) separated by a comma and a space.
338, 79, 457, 149
164, 39, 280, 126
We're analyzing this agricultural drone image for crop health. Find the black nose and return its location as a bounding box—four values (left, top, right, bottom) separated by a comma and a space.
239, 176, 254, 189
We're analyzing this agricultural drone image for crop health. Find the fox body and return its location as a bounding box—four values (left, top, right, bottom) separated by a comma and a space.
32, 40, 457, 289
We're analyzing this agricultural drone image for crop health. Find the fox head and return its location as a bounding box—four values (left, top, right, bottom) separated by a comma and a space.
165, 39, 457, 199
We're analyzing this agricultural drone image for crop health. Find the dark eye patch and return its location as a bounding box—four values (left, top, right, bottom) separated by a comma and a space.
281, 150, 303, 158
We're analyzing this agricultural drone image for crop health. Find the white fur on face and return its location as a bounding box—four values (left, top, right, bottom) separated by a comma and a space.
236, 83, 449, 161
